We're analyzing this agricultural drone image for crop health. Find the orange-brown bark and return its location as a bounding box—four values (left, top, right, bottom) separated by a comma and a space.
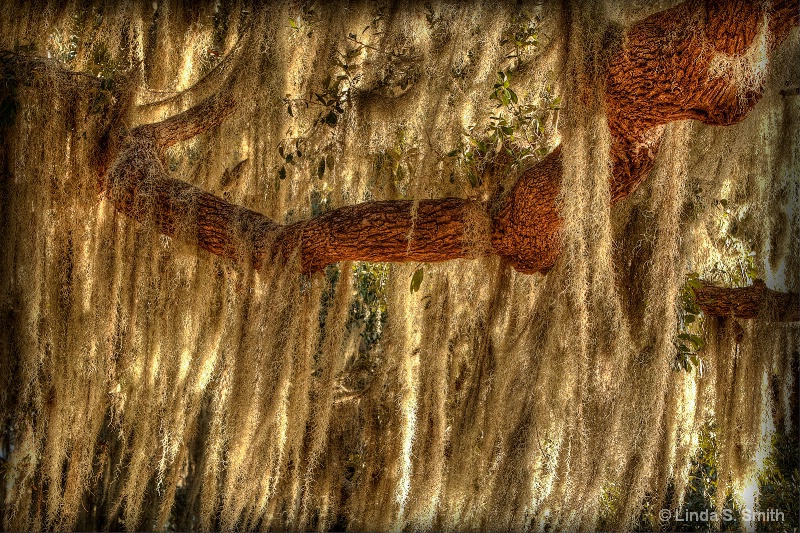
696, 280, 799, 321
102, 0, 799, 290
277, 198, 489, 273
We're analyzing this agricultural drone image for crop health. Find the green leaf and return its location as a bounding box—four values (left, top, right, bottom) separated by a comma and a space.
509, 89, 518, 104
289, 18, 298, 29
325, 110, 338, 125
410, 267, 424, 293
678, 333, 705, 349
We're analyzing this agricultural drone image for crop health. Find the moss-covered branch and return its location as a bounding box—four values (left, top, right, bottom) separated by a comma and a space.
696, 280, 799, 321
101, 0, 798, 279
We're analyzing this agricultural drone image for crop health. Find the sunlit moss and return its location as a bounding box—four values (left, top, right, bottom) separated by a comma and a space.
0, 1, 797, 531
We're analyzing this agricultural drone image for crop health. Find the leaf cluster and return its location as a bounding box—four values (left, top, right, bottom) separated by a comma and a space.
443, 70, 558, 189
706, 198, 760, 287
288, 1, 320, 38
756, 431, 800, 532
500, 10, 541, 65
673, 273, 706, 373
351, 263, 390, 349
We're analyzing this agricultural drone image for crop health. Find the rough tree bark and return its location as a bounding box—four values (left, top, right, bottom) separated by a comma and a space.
696, 280, 800, 321
99, 0, 798, 318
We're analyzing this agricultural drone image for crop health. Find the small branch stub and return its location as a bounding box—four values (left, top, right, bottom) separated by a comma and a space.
695, 280, 800, 322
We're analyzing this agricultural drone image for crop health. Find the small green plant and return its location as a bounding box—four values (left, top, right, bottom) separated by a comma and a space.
288, 1, 319, 37
500, 10, 542, 66
443, 70, 559, 190
279, 20, 374, 183
707, 198, 760, 287
351, 263, 390, 349
672, 424, 743, 532
673, 273, 706, 373
756, 429, 800, 532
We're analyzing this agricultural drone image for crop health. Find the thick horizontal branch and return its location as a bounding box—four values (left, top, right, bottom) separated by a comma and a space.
106, 130, 490, 272
696, 280, 799, 321
279, 199, 491, 273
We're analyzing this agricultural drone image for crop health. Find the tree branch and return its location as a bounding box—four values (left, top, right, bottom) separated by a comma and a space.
279, 199, 491, 273
696, 280, 799, 321
101, 0, 798, 282
136, 93, 236, 150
